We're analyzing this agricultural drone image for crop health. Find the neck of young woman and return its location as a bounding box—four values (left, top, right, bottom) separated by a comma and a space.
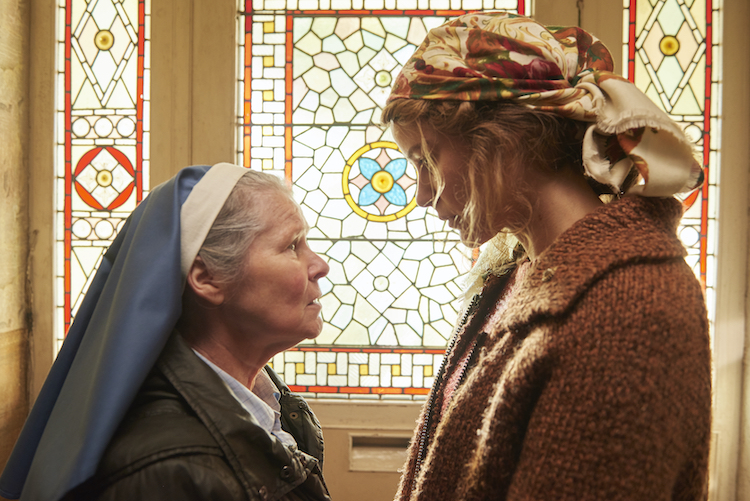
515, 168, 603, 262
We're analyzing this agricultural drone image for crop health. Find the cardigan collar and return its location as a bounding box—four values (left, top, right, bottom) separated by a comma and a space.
495, 196, 687, 333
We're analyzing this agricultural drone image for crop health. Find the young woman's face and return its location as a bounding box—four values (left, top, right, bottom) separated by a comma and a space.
393, 122, 497, 244
222, 191, 330, 350
393, 122, 469, 226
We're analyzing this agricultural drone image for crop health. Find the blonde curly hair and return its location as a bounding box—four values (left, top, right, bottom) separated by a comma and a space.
381, 99, 602, 249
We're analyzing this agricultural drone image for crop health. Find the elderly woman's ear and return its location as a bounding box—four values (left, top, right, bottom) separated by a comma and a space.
186, 256, 225, 306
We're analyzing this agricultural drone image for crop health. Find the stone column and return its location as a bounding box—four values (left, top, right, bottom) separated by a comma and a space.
0, 0, 30, 471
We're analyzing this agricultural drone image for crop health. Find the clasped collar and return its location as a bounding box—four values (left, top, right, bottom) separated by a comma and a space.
158, 334, 318, 499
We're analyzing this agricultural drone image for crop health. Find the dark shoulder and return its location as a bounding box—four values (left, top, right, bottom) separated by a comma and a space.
102, 366, 223, 469
67, 367, 236, 500
66, 454, 246, 501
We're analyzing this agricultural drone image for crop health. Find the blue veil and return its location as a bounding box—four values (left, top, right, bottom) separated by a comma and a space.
0, 163, 248, 501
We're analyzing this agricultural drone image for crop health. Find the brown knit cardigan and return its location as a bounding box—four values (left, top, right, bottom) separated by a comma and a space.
396, 196, 711, 501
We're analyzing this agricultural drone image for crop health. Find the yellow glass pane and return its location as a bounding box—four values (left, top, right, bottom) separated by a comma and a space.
328, 363, 336, 375
691, 0, 706, 37
359, 364, 368, 375
636, 0, 653, 35
391, 365, 400, 376
296, 362, 304, 374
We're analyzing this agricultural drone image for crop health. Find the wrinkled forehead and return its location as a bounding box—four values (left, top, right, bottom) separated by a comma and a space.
258, 188, 309, 233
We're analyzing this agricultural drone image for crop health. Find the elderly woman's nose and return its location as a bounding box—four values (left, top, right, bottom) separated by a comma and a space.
310, 253, 329, 280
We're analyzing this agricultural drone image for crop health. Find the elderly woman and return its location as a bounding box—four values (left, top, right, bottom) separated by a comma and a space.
383, 12, 711, 501
0, 164, 331, 500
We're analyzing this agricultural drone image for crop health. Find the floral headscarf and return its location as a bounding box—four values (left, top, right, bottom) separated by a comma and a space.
388, 12, 703, 197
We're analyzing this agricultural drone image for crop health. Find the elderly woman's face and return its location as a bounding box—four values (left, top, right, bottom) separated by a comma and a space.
222, 191, 329, 348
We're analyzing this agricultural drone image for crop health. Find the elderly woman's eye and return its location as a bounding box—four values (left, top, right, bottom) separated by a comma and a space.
288, 243, 297, 251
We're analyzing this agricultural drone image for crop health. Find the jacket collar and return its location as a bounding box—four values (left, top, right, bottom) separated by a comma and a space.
497, 196, 687, 332
157, 334, 317, 499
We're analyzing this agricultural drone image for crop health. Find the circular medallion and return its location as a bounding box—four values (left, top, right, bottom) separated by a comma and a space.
95, 219, 115, 239
72, 219, 92, 239
96, 170, 113, 187
375, 70, 392, 87
72, 118, 91, 138
373, 276, 389, 292
659, 35, 679, 56
371, 170, 394, 193
116, 117, 136, 137
95, 30, 115, 51
73, 146, 136, 211
93, 117, 114, 138
683, 124, 702, 144
342, 141, 418, 222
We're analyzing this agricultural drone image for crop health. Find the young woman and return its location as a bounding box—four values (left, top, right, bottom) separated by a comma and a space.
383, 12, 711, 501
1, 164, 331, 501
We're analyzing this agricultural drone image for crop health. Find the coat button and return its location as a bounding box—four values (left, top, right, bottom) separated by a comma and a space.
280, 465, 292, 479
541, 268, 556, 282
289, 411, 299, 419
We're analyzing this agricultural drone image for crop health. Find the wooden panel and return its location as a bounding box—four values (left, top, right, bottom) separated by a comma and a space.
150, 0, 237, 186
0, 329, 29, 472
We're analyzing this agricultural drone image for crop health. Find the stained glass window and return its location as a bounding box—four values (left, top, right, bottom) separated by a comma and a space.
56, 0, 150, 350
237, 1, 528, 399
623, 0, 720, 327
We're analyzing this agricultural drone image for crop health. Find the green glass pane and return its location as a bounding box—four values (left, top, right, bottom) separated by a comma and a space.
312, 17, 337, 38
656, 55, 684, 99
657, 0, 685, 35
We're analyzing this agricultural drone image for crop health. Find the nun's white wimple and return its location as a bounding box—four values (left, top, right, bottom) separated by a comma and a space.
180, 163, 249, 278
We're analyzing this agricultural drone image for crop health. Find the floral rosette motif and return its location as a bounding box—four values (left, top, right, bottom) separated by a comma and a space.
357, 157, 408, 207
342, 141, 417, 222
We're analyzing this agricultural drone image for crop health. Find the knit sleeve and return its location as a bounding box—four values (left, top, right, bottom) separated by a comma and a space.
506, 260, 710, 500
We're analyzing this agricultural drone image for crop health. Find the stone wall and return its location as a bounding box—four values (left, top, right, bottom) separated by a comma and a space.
0, 0, 30, 472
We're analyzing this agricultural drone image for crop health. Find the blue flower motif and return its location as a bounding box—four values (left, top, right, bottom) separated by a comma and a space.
357, 157, 409, 207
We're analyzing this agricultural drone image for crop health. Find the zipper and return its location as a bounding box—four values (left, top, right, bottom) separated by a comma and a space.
411, 293, 482, 487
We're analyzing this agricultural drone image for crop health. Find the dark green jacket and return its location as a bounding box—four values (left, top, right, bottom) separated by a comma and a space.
63, 334, 331, 501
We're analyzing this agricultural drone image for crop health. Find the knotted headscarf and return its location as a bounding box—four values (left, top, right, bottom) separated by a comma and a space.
388, 11, 703, 197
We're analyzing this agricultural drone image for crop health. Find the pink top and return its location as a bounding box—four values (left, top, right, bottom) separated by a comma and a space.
440, 260, 531, 417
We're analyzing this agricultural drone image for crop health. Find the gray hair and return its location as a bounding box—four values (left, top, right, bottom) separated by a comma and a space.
198, 169, 295, 282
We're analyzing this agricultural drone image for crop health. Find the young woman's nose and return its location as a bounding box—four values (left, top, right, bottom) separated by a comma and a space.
415, 174, 434, 207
